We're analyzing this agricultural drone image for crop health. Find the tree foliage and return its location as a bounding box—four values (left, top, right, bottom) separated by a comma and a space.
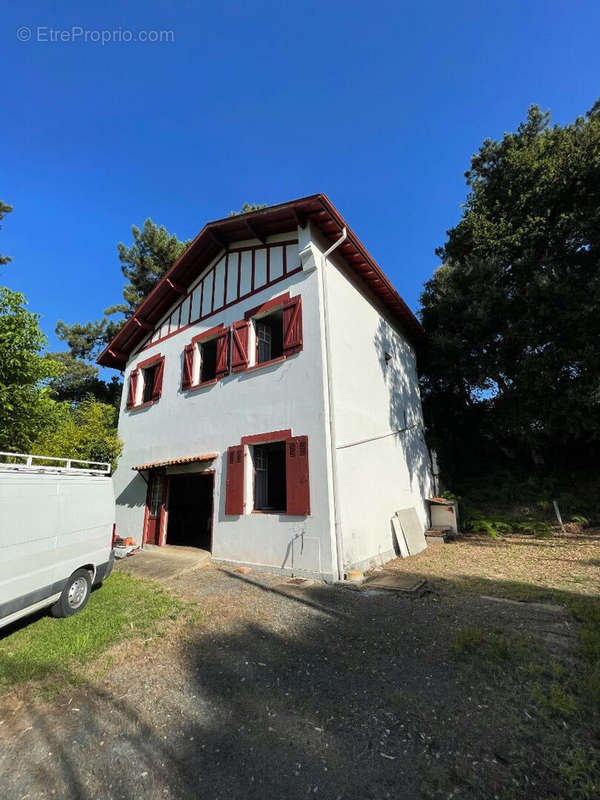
0, 201, 13, 266
0, 287, 122, 467
229, 202, 267, 217
0, 287, 63, 451
32, 396, 123, 470
55, 317, 124, 363
108, 219, 190, 318
420, 101, 600, 485
45, 350, 122, 406
55, 219, 189, 404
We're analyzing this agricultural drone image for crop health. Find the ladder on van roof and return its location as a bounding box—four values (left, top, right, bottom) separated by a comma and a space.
0, 451, 111, 476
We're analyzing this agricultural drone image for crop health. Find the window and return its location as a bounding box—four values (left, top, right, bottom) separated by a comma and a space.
255, 309, 284, 364
149, 474, 164, 516
253, 442, 286, 512
142, 364, 158, 403
225, 433, 310, 516
126, 355, 165, 409
233, 292, 303, 372
199, 337, 217, 383
182, 325, 230, 390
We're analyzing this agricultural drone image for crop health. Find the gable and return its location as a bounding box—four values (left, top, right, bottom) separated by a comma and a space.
134, 236, 300, 358
98, 194, 424, 369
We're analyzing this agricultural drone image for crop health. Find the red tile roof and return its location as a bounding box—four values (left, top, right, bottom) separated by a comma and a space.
98, 193, 424, 369
131, 454, 217, 471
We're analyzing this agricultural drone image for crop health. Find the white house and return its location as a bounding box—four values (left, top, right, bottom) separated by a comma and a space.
98, 194, 433, 582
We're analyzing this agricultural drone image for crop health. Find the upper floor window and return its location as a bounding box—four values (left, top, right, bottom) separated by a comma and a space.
179, 291, 303, 389
141, 363, 158, 403
126, 354, 165, 410
230, 292, 303, 373
181, 324, 229, 391
256, 309, 284, 364
199, 337, 218, 382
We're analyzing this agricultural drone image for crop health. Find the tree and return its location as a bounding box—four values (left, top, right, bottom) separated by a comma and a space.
54, 316, 125, 365
55, 219, 190, 403
420, 101, 600, 484
229, 202, 267, 217
0, 287, 63, 451
106, 219, 190, 318
32, 396, 123, 471
45, 350, 122, 406
0, 201, 13, 266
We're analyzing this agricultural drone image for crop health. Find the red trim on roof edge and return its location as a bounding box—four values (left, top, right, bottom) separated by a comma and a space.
97, 194, 424, 369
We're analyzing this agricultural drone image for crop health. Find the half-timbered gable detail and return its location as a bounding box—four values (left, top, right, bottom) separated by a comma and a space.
100, 195, 433, 582
138, 238, 301, 356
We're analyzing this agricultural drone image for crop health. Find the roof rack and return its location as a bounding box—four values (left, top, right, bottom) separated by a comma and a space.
0, 451, 111, 476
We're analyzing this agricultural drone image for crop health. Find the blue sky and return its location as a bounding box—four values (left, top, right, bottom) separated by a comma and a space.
3, 0, 599, 359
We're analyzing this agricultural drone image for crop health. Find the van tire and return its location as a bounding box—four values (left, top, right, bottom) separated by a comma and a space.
51, 569, 92, 618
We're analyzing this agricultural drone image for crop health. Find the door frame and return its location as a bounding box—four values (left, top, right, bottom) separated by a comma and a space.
159, 469, 215, 551
142, 470, 168, 546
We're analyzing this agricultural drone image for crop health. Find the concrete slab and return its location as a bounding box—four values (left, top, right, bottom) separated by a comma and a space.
115, 545, 210, 582
391, 515, 410, 558
395, 507, 427, 556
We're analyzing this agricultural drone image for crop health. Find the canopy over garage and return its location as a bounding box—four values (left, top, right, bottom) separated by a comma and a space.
132, 454, 217, 471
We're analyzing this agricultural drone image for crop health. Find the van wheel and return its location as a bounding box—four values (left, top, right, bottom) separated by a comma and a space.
51, 569, 92, 618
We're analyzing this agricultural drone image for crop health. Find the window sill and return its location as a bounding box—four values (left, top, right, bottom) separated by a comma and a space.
128, 399, 157, 411
252, 509, 287, 515
187, 378, 218, 392
246, 355, 286, 373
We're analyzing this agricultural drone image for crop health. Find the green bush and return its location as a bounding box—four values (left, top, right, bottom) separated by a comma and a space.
31, 396, 122, 471
570, 514, 590, 526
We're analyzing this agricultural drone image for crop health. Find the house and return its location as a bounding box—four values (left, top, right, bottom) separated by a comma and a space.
98, 194, 433, 581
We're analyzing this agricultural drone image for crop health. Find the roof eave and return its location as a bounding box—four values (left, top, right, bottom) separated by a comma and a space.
97, 193, 424, 368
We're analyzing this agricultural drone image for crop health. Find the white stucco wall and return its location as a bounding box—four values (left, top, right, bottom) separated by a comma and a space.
113, 221, 432, 580
113, 232, 338, 580
321, 244, 434, 571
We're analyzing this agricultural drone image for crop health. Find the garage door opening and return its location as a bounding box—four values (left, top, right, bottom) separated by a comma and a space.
166, 473, 213, 551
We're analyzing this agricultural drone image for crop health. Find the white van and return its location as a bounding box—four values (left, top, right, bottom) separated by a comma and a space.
0, 452, 116, 629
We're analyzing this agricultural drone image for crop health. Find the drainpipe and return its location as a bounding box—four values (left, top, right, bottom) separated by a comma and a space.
319, 227, 347, 581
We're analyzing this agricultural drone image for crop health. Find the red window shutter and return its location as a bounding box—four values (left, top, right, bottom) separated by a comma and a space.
181, 344, 194, 390
215, 328, 230, 378
283, 295, 303, 356
231, 320, 250, 372
151, 357, 165, 401
286, 435, 310, 515
126, 369, 139, 409
225, 445, 244, 515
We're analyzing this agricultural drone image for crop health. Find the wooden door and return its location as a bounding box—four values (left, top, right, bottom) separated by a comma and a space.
145, 472, 166, 545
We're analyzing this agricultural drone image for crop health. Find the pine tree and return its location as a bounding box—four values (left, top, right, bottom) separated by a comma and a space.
55, 220, 189, 404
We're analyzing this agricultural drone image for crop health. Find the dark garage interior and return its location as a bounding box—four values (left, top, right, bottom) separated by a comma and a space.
166, 473, 213, 550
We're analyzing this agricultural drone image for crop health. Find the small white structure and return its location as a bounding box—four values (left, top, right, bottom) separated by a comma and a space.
98, 194, 433, 581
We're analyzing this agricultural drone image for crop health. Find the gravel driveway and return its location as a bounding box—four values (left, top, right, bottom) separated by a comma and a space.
0, 558, 583, 800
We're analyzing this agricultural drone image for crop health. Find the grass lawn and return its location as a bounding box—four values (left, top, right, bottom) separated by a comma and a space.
0, 572, 185, 695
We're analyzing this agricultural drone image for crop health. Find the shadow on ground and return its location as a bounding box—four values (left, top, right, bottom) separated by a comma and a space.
0, 569, 597, 800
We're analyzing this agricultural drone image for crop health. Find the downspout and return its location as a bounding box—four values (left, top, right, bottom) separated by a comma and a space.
319, 227, 347, 581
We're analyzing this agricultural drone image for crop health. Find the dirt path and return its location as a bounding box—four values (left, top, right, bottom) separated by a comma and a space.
0, 538, 596, 800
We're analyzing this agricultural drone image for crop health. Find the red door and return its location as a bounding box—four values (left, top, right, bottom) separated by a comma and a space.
145, 472, 166, 545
